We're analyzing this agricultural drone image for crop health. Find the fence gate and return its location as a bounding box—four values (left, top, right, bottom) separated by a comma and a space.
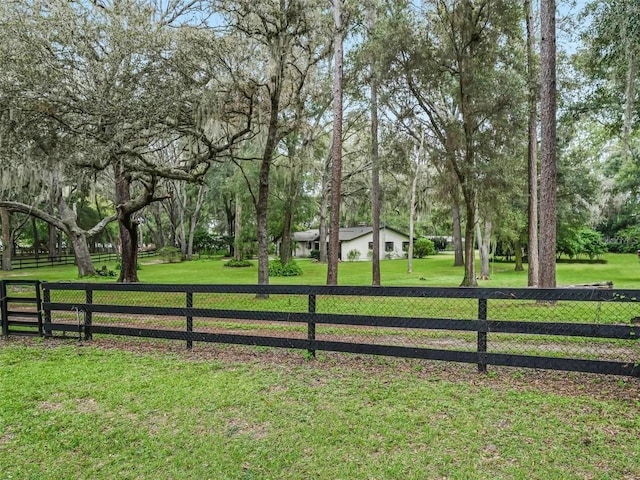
1, 280, 43, 337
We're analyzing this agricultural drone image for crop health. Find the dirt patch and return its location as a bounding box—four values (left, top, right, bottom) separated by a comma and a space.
38, 401, 63, 411
75, 398, 100, 413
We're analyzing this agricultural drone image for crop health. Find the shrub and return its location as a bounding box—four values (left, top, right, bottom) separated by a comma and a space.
158, 246, 182, 263
557, 227, 607, 260
97, 265, 116, 277
347, 249, 360, 261
413, 238, 436, 258
224, 259, 253, 268
309, 249, 320, 260
268, 259, 302, 277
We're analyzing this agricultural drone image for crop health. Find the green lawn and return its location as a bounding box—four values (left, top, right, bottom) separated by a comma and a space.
0, 342, 638, 480
3, 252, 640, 288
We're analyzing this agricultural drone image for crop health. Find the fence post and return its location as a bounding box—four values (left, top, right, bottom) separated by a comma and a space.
35, 281, 43, 337
477, 298, 488, 373
307, 294, 316, 358
1, 281, 8, 339
85, 288, 93, 341
43, 285, 51, 337
186, 291, 193, 350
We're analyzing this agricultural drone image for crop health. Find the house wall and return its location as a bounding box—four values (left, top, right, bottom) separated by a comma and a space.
341, 229, 409, 261
294, 241, 314, 258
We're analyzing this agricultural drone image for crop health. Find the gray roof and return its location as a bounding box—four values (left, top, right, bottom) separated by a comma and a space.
293, 226, 408, 243
293, 229, 319, 242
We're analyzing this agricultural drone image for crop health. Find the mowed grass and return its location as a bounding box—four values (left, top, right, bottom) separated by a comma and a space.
3, 252, 640, 288
0, 342, 639, 480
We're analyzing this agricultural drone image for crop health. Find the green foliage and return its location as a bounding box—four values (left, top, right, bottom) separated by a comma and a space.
97, 265, 116, 277
157, 246, 182, 263
192, 229, 227, 256
606, 225, 640, 253
557, 228, 607, 260
413, 238, 436, 258
268, 259, 302, 277
224, 259, 253, 268
347, 249, 361, 261
309, 249, 320, 260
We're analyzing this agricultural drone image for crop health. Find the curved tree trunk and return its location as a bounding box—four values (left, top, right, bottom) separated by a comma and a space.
114, 162, 139, 283
1, 207, 12, 271
69, 232, 95, 277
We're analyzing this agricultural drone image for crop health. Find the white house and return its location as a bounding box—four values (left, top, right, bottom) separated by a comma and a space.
292, 226, 410, 261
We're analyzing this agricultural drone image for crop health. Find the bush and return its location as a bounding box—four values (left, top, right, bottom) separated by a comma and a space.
224, 259, 253, 268
268, 259, 303, 277
557, 228, 607, 260
158, 246, 182, 263
309, 249, 320, 260
97, 265, 116, 277
347, 249, 360, 261
413, 238, 436, 258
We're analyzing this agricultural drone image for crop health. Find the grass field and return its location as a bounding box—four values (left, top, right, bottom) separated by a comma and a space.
0, 341, 639, 480
2, 255, 639, 479
2, 252, 640, 288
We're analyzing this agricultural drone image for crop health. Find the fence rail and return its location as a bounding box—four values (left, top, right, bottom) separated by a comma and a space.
7, 251, 157, 270
31, 282, 640, 377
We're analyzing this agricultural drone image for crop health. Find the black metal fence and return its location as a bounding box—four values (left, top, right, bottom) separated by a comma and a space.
21, 282, 638, 377
7, 251, 157, 270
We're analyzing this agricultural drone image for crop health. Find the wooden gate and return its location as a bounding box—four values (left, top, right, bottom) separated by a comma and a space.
1, 280, 43, 337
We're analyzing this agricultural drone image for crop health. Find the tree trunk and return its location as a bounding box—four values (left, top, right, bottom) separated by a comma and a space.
151, 204, 166, 248
0, 207, 12, 271
539, 0, 557, 288
234, 191, 243, 262
178, 184, 188, 256
48, 203, 57, 260
460, 193, 477, 287
319, 155, 330, 264
56, 194, 97, 277
114, 162, 139, 283
514, 237, 524, 271
451, 197, 464, 267
280, 150, 299, 265
69, 232, 95, 277
476, 217, 491, 280
255, 56, 285, 292
526, 0, 540, 287
32, 217, 39, 260
186, 185, 206, 261
370, 6, 381, 285
623, 48, 637, 161
408, 163, 419, 274
327, 0, 344, 286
